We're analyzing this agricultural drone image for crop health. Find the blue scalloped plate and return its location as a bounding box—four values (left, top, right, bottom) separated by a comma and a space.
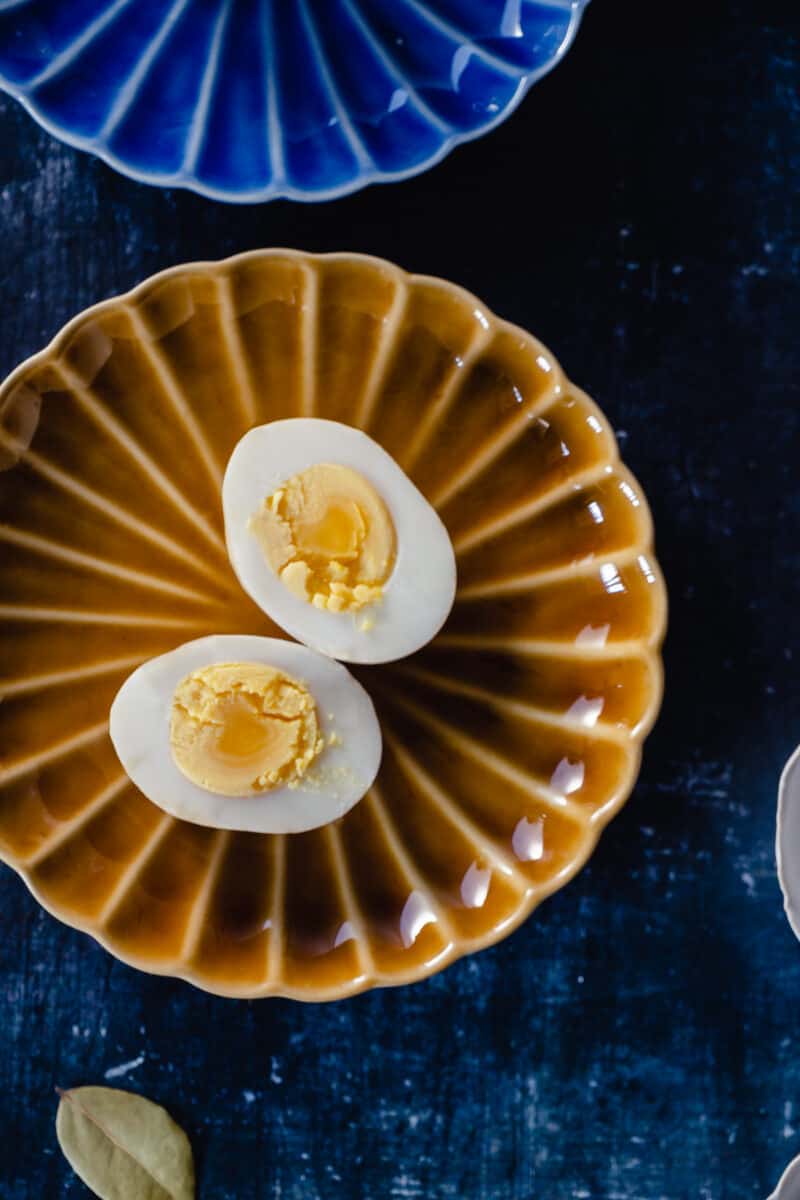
0, 0, 587, 203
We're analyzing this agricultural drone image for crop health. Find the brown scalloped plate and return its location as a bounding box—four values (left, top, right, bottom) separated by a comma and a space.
0, 250, 666, 1000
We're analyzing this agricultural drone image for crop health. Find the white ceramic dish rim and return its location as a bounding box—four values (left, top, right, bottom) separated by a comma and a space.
769, 1151, 800, 1200
776, 743, 800, 942
0, 0, 588, 204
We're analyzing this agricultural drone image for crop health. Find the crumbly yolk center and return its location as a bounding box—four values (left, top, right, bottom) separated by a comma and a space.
170, 662, 323, 797
247, 463, 396, 613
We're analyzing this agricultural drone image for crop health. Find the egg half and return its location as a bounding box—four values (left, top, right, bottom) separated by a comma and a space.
222, 419, 457, 663
109, 635, 382, 834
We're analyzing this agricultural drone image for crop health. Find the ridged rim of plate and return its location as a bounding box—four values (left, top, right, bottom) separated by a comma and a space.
0, 1, 589, 204
0, 249, 666, 1000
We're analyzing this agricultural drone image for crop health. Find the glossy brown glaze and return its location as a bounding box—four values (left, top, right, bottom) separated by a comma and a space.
0, 251, 666, 1000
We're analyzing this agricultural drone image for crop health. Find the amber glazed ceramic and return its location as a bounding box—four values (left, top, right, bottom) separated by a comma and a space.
0, 251, 666, 1000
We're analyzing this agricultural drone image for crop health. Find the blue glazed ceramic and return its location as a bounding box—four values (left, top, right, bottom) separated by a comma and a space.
0, 0, 587, 203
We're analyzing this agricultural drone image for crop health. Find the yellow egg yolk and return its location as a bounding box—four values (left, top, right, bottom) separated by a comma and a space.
170, 662, 323, 797
247, 463, 396, 613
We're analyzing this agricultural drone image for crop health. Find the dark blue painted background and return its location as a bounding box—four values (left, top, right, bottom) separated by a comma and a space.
1, 2, 799, 1197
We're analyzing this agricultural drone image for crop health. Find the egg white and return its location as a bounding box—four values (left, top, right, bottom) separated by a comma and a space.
222, 419, 457, 664
109, 635, 382, 834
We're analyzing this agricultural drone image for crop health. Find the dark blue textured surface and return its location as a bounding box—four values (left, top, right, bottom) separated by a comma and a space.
0, 1, 799, 1197
0, 0, 583, 202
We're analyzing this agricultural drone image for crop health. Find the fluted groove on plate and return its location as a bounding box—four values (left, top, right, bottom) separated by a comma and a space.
53, 360, 228, 559
395, 665, 635, 747
125, 304, 227, 490
398, 319, 494, 474
427, 377, 562, 511
367, 783, 458, 955
0, 524, 220, 607
452, 461, 616, 555
181, 0, 234, 177
324, 822, 376, 981
378, 687, 590, 823
22, 775, 133, 870
266, 834, 287, 984
354, 278, 410, 432
0, 655, 147, 701
180, 828, 233, 963
300, 264, 321, 418
217, 273, 259, 428
382, 730, 531, 892
454, 546, 648, 601
96, 812, 176, 926
0, 429, 221, 581
0, 720, 109, 789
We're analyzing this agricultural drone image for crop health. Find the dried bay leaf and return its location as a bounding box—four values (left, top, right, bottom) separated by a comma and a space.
56, 1086, 195, 1200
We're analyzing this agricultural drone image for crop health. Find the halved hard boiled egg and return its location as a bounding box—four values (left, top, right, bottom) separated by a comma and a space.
109, 635, 382, 834
222, 419, 456, 663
